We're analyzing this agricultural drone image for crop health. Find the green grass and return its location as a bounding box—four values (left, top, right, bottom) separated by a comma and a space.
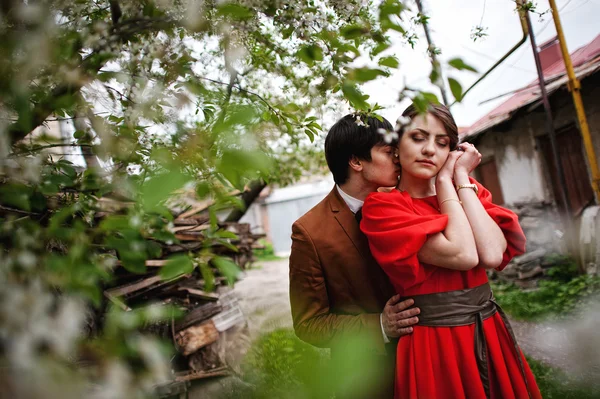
222, 329, 600, 398
492, 255, 600, 321
252, 239, 284, 262
526, 356, 600, 398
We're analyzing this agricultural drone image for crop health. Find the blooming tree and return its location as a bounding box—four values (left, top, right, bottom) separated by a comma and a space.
0, 0, 475, 397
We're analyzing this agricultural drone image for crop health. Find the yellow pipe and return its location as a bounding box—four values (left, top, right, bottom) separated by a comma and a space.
548, 0, 600, 201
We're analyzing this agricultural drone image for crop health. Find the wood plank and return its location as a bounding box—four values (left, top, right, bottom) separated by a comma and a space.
104, 292, 132, 311
174, 367, 230, 382
105, 275, 163, 297
174, 319, 220, 356
114, 260, 168, 268
177, 287, 219, 301
174, 233, 204, 241
173, 217, 209, 226
174, 302, 222, 332
171, 224, 210, 233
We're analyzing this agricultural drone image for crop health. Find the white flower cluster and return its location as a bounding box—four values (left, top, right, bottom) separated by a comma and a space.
377, 128, 398, 144
395, 115, 411, 131
0, 280, 86, 368
354, 114, 368, 127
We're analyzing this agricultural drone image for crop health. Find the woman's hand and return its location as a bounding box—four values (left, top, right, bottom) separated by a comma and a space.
437, 150, 463, 182
454, 143, 482, 175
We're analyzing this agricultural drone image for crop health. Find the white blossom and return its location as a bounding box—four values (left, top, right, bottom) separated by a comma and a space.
377, 128, 399, 144
354, 115, 367, 127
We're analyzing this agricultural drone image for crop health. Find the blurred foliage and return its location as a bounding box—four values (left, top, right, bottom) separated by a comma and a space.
217, 329, 600, 399
252, 239, 282, 262
0, 0, 477, 397
492, 256, 600, 321
525, 356, 600, 399
222, 328, 385, 399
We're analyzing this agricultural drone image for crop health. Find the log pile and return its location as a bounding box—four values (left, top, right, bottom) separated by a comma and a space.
100, 197, 265, 394
488, 248, 566, 289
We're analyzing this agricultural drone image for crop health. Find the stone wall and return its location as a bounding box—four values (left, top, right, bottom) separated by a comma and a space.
489, 201, 568, 288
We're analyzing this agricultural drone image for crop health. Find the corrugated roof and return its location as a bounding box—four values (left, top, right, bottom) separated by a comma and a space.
460, 34, 600, 141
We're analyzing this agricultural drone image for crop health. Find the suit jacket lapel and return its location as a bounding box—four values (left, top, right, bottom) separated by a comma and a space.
328, 187, 372, 262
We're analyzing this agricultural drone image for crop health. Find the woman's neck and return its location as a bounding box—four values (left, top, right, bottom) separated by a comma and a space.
397, 174, 436, 198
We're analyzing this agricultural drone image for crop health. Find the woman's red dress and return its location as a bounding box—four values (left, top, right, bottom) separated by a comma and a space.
361, 178, 542, 399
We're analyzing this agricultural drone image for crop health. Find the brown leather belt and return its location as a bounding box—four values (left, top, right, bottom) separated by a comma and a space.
410, 283, 531, 399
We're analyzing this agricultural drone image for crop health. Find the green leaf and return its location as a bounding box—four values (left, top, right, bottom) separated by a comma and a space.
372, 42, 391, 57
142, 170, 191, 211
350, 67, 388, 82
199, 262, 215, 292
217, 3, 254, 20
216, 230, 239, 240
341, 83, 370, 111
378, 56, 399, 68
40, 180, 59, 196
209, 206, 218, 228
380, 19, 406, 34
448, 58, 478, 73
448, 78, 464, 102
304, 129, 315, 142
57, 162, 77, 179
160, 255, 194, 280
217, 149, 273, 190
421, 91, 440, 104
211, 256, 241, 285
379, 0, 405, 20
196, 182, 211, 199
340, 24, 367, 40
297, 44, 324, 66
99, 215, 131, 232
49, 173, 75, 188
73, 130, 85, 139
0, 183, 32, 211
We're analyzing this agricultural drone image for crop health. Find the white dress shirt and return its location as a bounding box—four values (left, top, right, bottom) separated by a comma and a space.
336, 185, 390, 343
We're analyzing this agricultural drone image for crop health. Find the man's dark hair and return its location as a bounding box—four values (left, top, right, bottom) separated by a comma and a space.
324, 114, 394, 185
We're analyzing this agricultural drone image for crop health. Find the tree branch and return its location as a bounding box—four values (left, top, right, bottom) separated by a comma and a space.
109, 0, 122, 24
7, 16, 176, 146
9, 143, 93, 157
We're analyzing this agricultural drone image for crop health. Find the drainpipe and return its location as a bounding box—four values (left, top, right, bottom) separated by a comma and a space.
548, 0, 600, 202
524, 8, 575, 257
453, 4, 530, 105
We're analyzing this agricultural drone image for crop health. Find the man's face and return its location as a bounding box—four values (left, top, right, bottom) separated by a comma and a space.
359, 144, 401, 189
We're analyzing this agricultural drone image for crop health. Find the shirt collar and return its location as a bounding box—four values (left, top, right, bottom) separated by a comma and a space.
336, 185, 364, 214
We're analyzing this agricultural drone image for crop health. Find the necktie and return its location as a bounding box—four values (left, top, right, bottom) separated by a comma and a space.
355, 208, 363, 223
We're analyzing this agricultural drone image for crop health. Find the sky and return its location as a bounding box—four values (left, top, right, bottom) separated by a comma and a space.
362, 0, 600, 128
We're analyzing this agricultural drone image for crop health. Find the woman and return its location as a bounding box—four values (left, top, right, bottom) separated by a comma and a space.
360, 103, 542, 399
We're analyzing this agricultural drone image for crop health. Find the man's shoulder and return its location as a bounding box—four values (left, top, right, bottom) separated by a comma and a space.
294, 190, 335, 230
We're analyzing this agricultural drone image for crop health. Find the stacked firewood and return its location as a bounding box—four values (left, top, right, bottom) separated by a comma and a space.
487, 248, 566, 289
100, 198, 265, 395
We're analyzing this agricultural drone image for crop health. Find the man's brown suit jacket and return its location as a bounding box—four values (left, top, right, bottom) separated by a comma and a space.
289, 187, 397, 397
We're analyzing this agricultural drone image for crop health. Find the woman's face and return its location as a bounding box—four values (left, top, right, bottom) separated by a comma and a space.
398, 113, 451, 180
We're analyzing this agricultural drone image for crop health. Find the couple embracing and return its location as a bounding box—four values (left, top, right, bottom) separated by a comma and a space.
289, 103, 542, 398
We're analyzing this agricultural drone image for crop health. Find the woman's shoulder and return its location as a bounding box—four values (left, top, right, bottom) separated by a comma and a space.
363, 189, 414, 218
365, 188, 411, 207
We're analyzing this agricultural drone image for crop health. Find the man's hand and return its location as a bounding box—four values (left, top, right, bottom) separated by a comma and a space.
382, 295, 420, 338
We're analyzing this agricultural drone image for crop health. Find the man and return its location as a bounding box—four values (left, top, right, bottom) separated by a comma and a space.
289, 113, 420, 398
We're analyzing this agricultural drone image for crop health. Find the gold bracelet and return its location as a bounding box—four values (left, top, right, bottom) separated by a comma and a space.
439, 198, 462, 206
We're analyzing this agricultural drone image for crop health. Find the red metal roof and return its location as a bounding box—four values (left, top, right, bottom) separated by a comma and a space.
461, 34, 600, 140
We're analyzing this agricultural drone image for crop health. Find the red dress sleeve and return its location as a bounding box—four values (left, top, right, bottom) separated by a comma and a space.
471, 177, 526, 270
360, 190, 448, 292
